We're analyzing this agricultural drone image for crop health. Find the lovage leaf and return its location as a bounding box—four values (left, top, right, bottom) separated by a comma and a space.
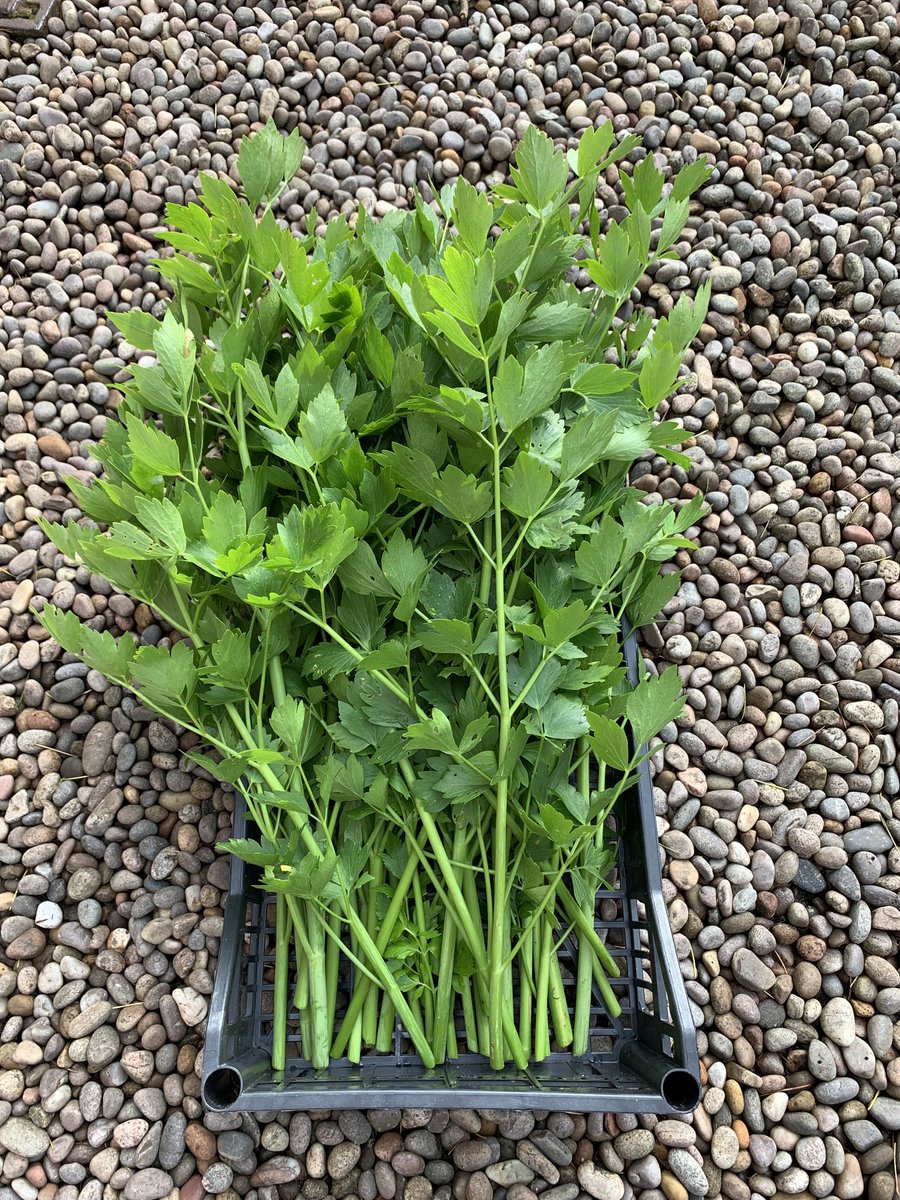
134, 496, 186, 556
131, 641, 197, 706
510, 124, 569, 215
501, 453, 554, 519
626, 666, 685, 748
494, 342, 574, 433
124, 414, 181, 477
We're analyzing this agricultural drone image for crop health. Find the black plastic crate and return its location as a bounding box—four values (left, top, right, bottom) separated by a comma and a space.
202, 631, 700, 1113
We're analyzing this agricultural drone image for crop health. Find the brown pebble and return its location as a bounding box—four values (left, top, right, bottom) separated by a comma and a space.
724, 1080, 744, 1114
184, 1123, 216, 1161
661, 1170, 689, 1200
6, 927, 47, 959
36, 433, 72, 460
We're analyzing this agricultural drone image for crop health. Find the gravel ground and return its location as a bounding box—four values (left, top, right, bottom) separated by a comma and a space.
2, 0, 900, 1197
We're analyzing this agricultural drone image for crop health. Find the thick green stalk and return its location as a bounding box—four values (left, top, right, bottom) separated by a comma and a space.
413, 799, 486, 964
461, 976, 479, 1053
362, 856, 384, 1046
534, 921, 551, 1061
558, 888, 622, 991
271, 893, 289, 1071
432, 825, 464, 1062
548, 932, 573, 1049
331, 850, 418, 1057
484, 348, 512, 1069
325, 909, 340, 1047
573, 740, 595, 1056
347, 1009, 363, 1063
305, 904, 330, 1068
343, 898, 436, 1068
376, 993, 395, 1052
519, 923, 533, 1060
411, 871, 435, 1039
446, 1012, 458, 1059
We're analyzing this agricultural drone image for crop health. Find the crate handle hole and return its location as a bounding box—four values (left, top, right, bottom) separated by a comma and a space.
204, 1067, 242, 1109
661, 1068, 701, 1112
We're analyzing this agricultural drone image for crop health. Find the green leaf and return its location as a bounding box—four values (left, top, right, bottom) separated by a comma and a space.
656, 198, 690, 255
559, 410, 617, 482
586, 713, 631, 771
381, 531, 428, 596
433, 465, 492, 524
494, 342, 574, 433
518, 300, 586, 342
492, 219, 533, 280
372, 444, 439, 505
153, 310, 195, 396
571, 363, 638, 397
104, 522, 170, 561
425, 310, 482, 359
258, 426, 313, 473
299, 386, 349, 464
526, 487, 585, 551
417, 619, 473, 658
433, 753, 495, 802
121, 364, 185, 417
111, 310, 160, 351
489, 292, 533, 353
626, 666, 685, 748
526, 695, 589, 741
543, 600, 590, 649
403, 386, 486, 435
124, 414, 181, 477
233, 359, 270, 411
405, 708, 458, 756
41, 605, 135, 683
639, 346, 682, 410
621, 154, 664, 215
453, 179, 494, 254
271, 696, 307, 757
510, 124, 569, 215
134, 496, 186, 556
202, 490, 247, 554
217, 837, 282, 867
629, 570, 681, 628
210, 629, 252, 688
338, 542, 393, 597
574, 517, 627, 589
585, 221, 645, 298
501, 453, 554, 519
270, 503, 357, 585
238, 117, 303, 208
572, 122, 615, 177
154, 254, 220, 298
536, 803, 576, 846
363, 325, 395, 388
131, 641, 196, 705
356, 640, 409, 672
274, 848, 340, 899
671, 157, 714, 202
556, 782, 588, 825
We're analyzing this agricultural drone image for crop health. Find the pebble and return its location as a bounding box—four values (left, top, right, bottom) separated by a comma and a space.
0, 1118, 50, 1160
577, 1164, 625, 1200
821, 998, 857, 1048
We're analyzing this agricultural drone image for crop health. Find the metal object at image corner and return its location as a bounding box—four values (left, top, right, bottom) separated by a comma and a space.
0, 0, 56, 36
